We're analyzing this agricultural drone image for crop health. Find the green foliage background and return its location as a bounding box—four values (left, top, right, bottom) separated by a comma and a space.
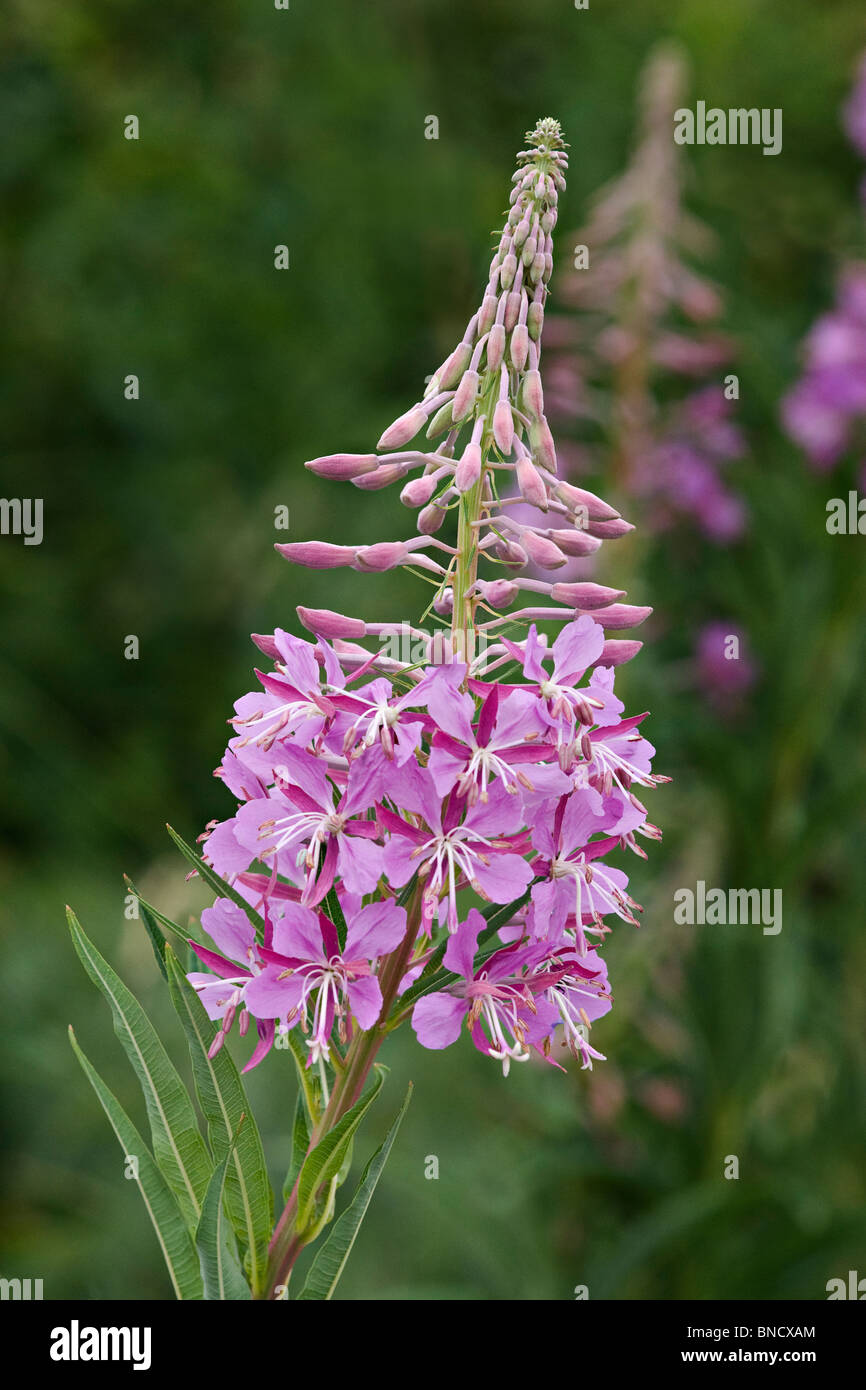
1, 0, 864, 1299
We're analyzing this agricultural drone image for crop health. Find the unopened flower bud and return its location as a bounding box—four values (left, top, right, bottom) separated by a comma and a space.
585, 517, 635, 540
493, 400, 514, 455
353, 541, 412, 572
521, 235, 538, 267
528, 252, 546, 284
584, 603, 652, 630
513, 216, 531, 248
401, 474, 440, 507
474, 578, 518, 608
510, 323, 529, 371
455, 441, 482, 492
522, 369, 544, 420
595, 639, 643, 668
545, 528, 602, 557
418, 500, 448, 534
521, 531, 568, 569
377, 404, 427, 450
527, 300, 544, 340
477, 293, 498, 335
504, 290, 524, 331
494, 537, 528, 566
500, 253, 518, 289
553, 480, 620, 521
487, 323, 506, 371
305, 453, 379, 480
432, 341, 473, 393
550, 582, 626, 609
529, 415, 557, 472
426, 398, 455, 438
352, 463, 409, 491
276, 541, 354, 569
433, 586, 453, 617
297, 607, 367, 639
453, 369, 479, 422
516, 454, 548, 509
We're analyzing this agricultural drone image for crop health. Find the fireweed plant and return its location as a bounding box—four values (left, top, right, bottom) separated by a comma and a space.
68, 119, 664, 1301
548, 45, 747, 542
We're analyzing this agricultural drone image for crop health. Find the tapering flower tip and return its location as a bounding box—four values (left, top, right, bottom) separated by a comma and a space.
596, 639, 643, 667
521, 531, 568, 569
400, 474, 440, 507
587, 603, 653, 630
477, 292, 498, 336
527, 299, 544, 341
377, 404, 428, 451
550, 582, 627, 610
521, 368, 545, 420
452, 369, 479, 422
529, 416, 557, 473
418, 500, 448, 534
486, 323, 506, 371
297, 606, 367, 640
430, 341, 473, 394
493, 399, 515, 454
545, 527, 602, 557
516, 454, 548, 509
304, 453, 379, 480
250, 632, 280, 658
585, 517, 635, 540
426, 399, 455, 439
474, 578, 519, 609
352, 463, 410, 491
510, 323, 530, 371
352, 541, 414, 572
553, 480, 621, 521
275, 541, 354, 569
455, 441, 483, 493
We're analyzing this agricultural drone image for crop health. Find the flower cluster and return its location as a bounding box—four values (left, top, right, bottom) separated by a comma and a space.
192, 616, 663, 1075
782, 55, 866, 475
548, 44, 747, 542
186, 118, 664, 1080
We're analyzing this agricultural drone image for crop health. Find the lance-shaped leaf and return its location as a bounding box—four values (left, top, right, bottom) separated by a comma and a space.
68, 1027, 204, 1301
298, 1081, 413, 1300
164, 947, 273, 1298
125, 874, 207, 958
67, 908, 213, 1229
195, 1124, 252, 1301
166, 824, 264, 940
295, 1067, 386, 1234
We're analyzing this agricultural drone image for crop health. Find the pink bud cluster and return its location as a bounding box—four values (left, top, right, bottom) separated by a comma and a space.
278, 116, 650, 672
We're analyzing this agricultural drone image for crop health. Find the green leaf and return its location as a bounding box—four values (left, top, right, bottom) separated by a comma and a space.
298, 1082, 413, 1300
68, 1028, 204, 1301
67, 908, 213, 1229
295, 1067, 386, 1234
164, 947, 274, 1298
283, 1090, 311, 1205
195, 1124, 252, 1301
124, 874, 206, 953
323, 885, 348, 952
166, 824, 264, 940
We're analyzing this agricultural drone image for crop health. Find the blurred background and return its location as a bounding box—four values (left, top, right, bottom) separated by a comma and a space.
2, 0, 864, 1300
